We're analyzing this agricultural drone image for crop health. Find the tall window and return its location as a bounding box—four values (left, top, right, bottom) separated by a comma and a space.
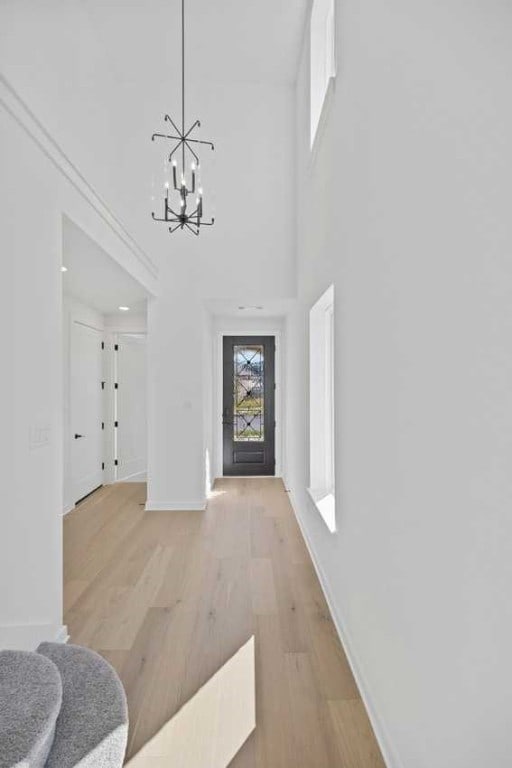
310, 0, 336, 146
308, 285, 336, 532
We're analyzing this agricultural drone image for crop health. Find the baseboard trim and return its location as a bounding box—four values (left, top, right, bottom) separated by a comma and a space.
219, 475, 282, 479
145, 499, 207, 512
287, 488, 403, 768
0, 623, 69, 651
54, 625, 70, 644
116, 470, 147, 483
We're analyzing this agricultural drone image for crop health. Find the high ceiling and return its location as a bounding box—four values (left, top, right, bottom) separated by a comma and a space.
83, 0, 310, 86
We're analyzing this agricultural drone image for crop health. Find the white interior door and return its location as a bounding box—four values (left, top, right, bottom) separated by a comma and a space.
116, 333, 147, 481
71, 321, 104, 502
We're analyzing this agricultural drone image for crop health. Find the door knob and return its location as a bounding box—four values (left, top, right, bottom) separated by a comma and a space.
74, 433, 84, 439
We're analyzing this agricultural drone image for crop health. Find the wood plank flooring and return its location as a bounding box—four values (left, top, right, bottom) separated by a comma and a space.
64, 478, 385, 767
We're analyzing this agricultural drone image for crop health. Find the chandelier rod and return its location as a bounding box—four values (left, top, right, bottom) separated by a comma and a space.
181, 0, 185, 173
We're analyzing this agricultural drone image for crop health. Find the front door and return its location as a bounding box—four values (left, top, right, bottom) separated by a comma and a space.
223, 336, 275, 476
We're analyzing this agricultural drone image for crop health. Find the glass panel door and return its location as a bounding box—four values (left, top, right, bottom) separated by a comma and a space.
223, 336, 275, 476
233, 345, 264, 442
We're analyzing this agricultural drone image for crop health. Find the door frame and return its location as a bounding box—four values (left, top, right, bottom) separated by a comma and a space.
214, 329, 283, 479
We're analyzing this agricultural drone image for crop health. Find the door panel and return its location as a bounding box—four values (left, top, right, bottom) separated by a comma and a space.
116, 334, 147, 481
223, 336, 275, 476
71, 322, 103, 502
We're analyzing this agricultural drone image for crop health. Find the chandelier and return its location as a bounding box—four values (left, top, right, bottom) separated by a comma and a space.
151, 0, 215, 235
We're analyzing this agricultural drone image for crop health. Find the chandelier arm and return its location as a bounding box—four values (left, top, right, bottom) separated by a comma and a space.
185, 223, 200, 236
169, 223, 182, 233
156, 134, 184, 142
186, 137, 215, 150
183, 120, 200, 139
152, 132, 176, 141
169, 142, 184, 162
164, 115, 182, 135
185, 142, 200, 165
198, 218, 215, 226
159, 134, 214, 151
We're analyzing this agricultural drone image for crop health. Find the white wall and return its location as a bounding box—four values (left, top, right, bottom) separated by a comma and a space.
1, 0, 296, 513
286, 2, 512, 767
0, 10, 157, 647
146, 262, 207, 510
146, 80, 295, 508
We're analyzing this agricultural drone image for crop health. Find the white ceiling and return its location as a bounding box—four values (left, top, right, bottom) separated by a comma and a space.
62, 217, 149, 315
83, 0, 310, 86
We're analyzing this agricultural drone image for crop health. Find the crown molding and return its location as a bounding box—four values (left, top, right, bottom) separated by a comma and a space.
0, 73, 158, 280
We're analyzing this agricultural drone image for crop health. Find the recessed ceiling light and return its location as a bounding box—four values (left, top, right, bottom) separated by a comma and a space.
238, 305, 263, 311
119, 306, 130, 311
61, 266, 67, 272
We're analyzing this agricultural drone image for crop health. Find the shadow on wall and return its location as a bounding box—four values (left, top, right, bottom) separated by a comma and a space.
125, 636, 255, 767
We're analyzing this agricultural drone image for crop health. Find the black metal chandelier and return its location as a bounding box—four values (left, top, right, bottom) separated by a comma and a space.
151, 0, 215, 235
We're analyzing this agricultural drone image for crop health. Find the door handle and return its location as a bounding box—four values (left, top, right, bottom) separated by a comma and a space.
74, 433, 84, 439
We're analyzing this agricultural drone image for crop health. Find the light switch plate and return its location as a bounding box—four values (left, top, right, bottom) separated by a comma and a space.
29, 424, 51, 450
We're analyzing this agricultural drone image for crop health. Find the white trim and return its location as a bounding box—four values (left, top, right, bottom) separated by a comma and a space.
115, 470, 147, 483
54, 625, 70, 644
62, 503, 75, 516
0, 73, 158, 279
145, 499, 207, 512
310, 0, 336, 148
287, 489, 404, 768
0, 623, 69, 651
307, 486, 336, 533
309, 285, 336, 530
310, 76, 336, 163
219, 475, 284, 481
214, 330, 283, 479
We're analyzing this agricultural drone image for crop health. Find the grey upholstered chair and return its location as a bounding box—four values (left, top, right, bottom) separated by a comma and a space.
0, 643, 128, 768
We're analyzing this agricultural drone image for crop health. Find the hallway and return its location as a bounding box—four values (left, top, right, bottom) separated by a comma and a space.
64, 479, 384, 766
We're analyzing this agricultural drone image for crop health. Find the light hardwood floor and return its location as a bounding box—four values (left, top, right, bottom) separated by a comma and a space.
64, 478, 385, 767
